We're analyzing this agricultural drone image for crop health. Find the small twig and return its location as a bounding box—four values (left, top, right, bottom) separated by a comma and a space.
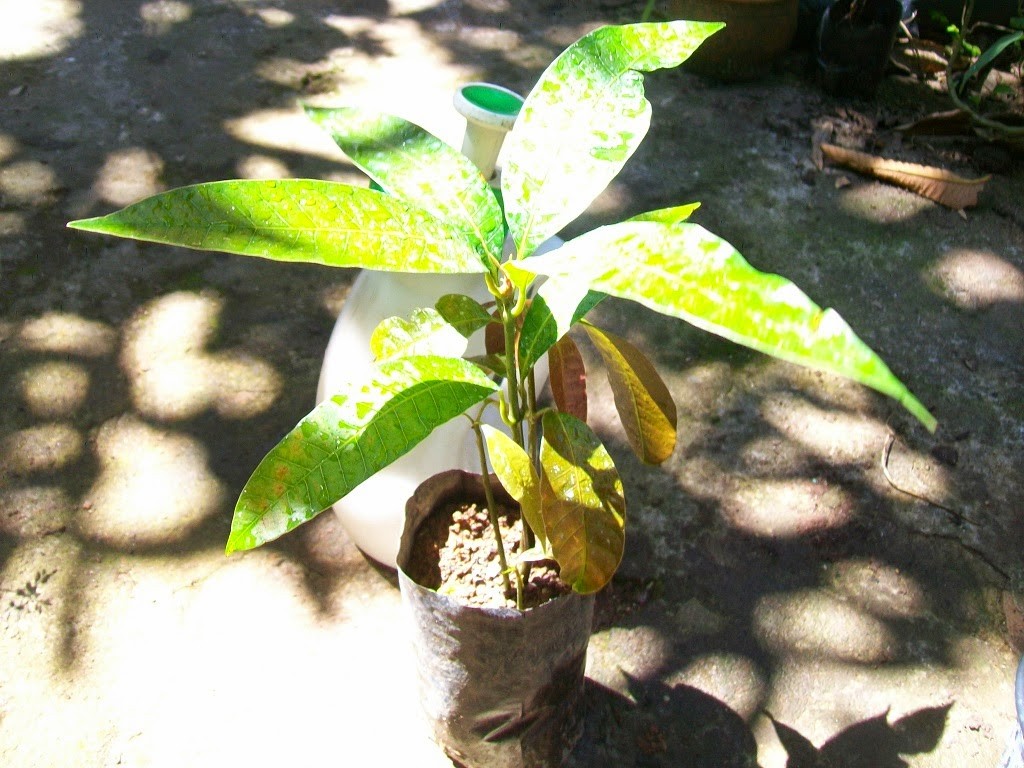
881, 432, 1010, 582
881, 432, 961, 516
472, 421, 513, 599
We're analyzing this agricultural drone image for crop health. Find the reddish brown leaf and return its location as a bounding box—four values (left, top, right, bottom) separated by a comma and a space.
548, 334, 588, 421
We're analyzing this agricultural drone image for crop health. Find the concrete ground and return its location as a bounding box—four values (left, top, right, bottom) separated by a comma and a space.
2, 1, 1023, 766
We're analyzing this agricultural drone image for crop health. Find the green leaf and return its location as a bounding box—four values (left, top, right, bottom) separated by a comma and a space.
961, 32, 1023, 87
467, 354, 507, 378
436, 293, 493, 339
517, 279, 605, 371
540, 411, 625, 594
68, 180, 487, 274
519, 221, 937, 432
226, 356, 498, 552
501, 21, 723, 256
628, 202, 701, 224
305, 106, 505, 265
370, 307, 468, 362
481, 425, 547, 552
583, 323, 677, 464
548, 334, 588, 422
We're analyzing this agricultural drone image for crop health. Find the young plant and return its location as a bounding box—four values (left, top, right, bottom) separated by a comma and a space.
68, 22, 936, 605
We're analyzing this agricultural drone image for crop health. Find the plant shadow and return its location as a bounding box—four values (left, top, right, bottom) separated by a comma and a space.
570, 675, 951, 767
570, 674, 758, 767
766, 704, 952, 768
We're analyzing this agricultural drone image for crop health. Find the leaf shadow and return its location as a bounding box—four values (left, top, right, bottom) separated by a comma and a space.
767, 703, 952, 768
570, 673, 758, 767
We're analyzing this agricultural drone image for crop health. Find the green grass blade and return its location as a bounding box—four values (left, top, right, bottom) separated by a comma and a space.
520, 221, 937, 431
502, 21, 723, 257
227, 356, 498, 552
69, 180, 487, 274
305, 106, 505, 265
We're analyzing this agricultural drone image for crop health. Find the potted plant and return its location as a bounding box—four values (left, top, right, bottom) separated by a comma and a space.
67, 21, 936, 767
668, 0, 800, 79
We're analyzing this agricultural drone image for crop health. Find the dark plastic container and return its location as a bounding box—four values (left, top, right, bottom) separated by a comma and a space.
816, 0, 903, 96
396, 470, 594, 768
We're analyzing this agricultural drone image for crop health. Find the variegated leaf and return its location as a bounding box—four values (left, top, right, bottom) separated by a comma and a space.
305, 106, 505, 263
227, 356, 498, 552
516, 221, 937, 432
502, 21, 724, 256
628, 202, 701, 224
370, 307, 468, 362
69, 180, 487, 274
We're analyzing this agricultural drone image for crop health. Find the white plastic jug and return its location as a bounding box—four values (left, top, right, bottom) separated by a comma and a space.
316, 83, 561, 566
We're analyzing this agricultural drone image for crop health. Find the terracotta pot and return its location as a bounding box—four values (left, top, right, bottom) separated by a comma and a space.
670, 0, 799, 80
396, 470, 595, 768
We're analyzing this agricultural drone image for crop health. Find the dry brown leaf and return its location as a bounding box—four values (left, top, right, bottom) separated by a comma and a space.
892, 39, 949, 75
820, 143, 990, 209
896, 109, 974, 137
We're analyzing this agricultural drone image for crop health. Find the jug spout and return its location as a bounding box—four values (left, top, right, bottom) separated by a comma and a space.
453, 82, 524, 179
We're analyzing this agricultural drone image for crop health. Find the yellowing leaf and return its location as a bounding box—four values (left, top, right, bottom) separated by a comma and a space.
482, 425, 547, 552
583, 323, 677, 465
628, 202, 701, 224
548, 334, 588, 422
820, 143, 990, 209
540, 411, 625, 594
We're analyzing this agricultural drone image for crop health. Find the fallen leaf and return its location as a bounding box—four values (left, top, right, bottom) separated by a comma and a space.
896, 109, 974, 137
892, 39, 949, 75
820, 143, 990, 209
835, 175, 851, 189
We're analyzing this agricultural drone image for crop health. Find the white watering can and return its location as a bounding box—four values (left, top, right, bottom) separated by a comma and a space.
317, 83, 561, 566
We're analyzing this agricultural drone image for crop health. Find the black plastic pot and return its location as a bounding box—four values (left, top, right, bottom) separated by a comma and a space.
396, 470, 595, 768
815, 0, 903, 96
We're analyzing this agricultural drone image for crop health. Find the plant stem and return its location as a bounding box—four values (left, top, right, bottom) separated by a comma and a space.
501, 300, 526, 448
498, 292, 531, 607
472, 421, 513, 597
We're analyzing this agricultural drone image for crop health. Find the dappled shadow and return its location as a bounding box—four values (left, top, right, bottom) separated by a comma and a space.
570, 675, 758, 767
1, 0, 1022, 765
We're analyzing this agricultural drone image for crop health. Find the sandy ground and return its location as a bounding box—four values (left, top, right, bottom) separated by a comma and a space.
1, 1, 1023, 766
